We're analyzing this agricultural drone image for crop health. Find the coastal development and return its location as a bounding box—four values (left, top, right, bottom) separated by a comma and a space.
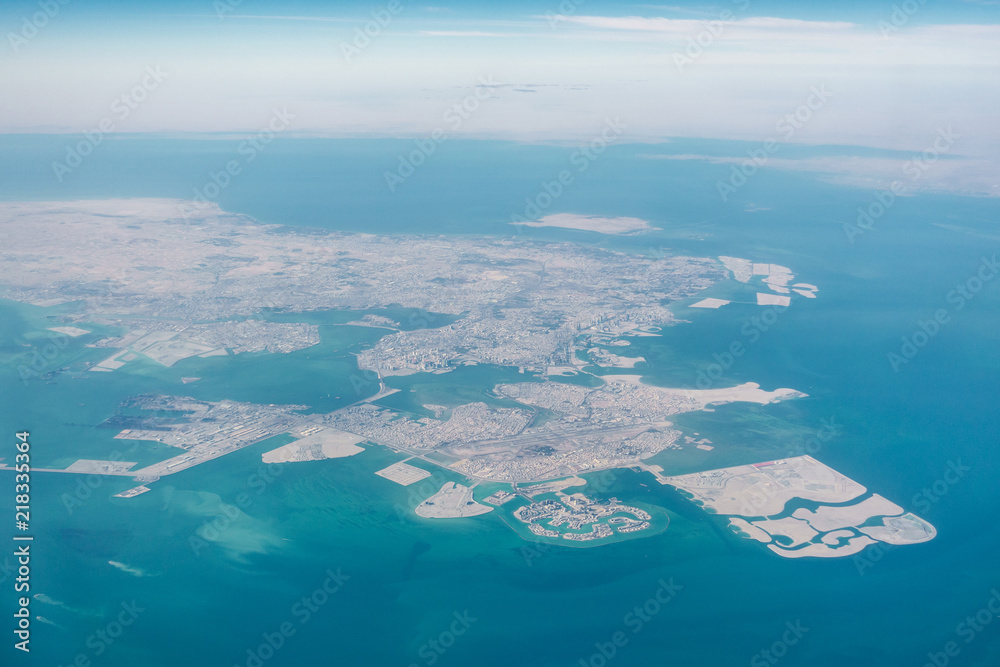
513, 491, 654, 543
0, 200, 803, 488
110, 395, 312, 478
660, 456, 936, 558
0, 199, 928, 559
415, 482, 493, 518
0, 199, 720, 378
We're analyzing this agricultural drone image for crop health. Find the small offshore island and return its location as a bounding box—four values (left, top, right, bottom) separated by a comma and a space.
0, 199, 935, 558
514, 492, 654, 543
415, 482, 493, 518
660, 456, 936, 558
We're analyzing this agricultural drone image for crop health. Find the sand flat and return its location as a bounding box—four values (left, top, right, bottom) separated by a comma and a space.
821, 529, 856, 545
375, 461, 432, 486
665, 382, 807, 407
690, 298, 731, 309
768, 535, 876, 559
262, 428, 366, 463
792, 494, 904, 532
663, 455, 867, 516
859, 513, 937, 545
512, 213, 657, 235
719, 256, 753, 282
597, 376, 806, 409
730, 518, 771, 543
751, 516, 818, 547
49, 326, 90, 337
65, 459, 137, 474
757, 293, 791, 306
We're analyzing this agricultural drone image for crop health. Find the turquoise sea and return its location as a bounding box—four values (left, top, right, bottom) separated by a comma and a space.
1, 135, 999, 666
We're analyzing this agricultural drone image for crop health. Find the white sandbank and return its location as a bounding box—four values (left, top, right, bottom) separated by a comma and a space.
768, 535, 876, 559
690, 298, 731, 309
262, 428, 365, 463
511, 213, 657, 235
792, 494, 904, 532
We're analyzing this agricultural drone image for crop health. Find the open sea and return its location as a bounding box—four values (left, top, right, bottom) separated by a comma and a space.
1, 135, 998, 666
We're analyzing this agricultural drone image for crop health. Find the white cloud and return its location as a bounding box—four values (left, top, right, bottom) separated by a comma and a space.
561, 15, 855, 33
0, 9, 997, 189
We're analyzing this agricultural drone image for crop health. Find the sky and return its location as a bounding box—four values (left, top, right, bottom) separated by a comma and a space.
1, 0, 998, 193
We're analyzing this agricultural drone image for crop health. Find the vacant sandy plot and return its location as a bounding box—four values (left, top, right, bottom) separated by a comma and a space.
375, 461, 432, 486
49, 326, 90, 337
262, 428, 366, 463
690, 298, 731, 309
416, 482, 493, 518
792, 494, 904, 532
757, 293, 791, 307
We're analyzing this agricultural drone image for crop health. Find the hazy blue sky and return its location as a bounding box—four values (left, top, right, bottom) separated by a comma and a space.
2, 1, 998, 192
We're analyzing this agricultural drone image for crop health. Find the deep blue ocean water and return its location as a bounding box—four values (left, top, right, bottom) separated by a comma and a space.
1, 135, 998, 666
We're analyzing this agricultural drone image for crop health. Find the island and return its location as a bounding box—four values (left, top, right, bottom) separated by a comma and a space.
660, 456, 936, 558
415, 482, 493, 518
513, 491, 655, 543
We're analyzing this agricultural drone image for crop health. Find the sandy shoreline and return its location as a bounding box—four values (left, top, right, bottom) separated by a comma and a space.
599, 375, 807, 407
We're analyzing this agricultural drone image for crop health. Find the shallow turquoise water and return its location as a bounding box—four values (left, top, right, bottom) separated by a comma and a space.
1, 137, 999, 666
